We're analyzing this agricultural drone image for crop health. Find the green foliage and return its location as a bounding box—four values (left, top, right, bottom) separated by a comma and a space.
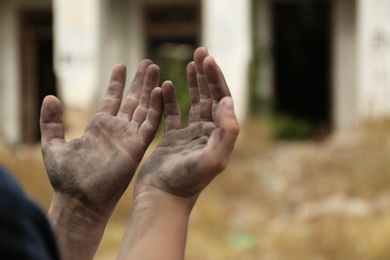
157, 58, 190, 123
272, 114, 314, 140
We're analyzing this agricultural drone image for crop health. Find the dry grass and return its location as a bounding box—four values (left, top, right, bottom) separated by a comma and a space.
2, 118, 390, 259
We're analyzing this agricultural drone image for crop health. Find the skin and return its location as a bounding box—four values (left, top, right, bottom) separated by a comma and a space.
117, 47, 240, 260
40, 60, 163, 260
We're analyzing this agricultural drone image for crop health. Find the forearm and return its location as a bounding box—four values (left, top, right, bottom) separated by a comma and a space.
117, 190, 195, 260
47, 193, 109, 260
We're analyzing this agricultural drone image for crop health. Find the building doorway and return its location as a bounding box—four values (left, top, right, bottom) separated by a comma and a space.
143, 3, 200, 118
272, 1, 331, 133
20, 10, 57, 143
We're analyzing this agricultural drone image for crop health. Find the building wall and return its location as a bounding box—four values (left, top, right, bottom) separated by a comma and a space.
55, 0, 200, 111
98, 0, 145, 103
55, 0, 148, 108
3, 0, 390, 144
53, 0, 202, 138
0, 0, 252, 143
53, 0, 101, 109
357, 0, 390, 119
332, 0, 357, 131
0, 0, 52, 144
202, 0, 251, 120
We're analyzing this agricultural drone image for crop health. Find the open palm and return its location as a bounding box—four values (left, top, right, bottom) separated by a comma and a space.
40, 61, 162, 216
134, 48, 239, 201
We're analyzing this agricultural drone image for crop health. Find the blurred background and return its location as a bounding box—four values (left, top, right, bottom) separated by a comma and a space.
1, 0, 390, 259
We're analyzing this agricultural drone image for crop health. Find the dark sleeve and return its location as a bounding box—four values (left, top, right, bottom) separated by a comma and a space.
0, 166, 60, 260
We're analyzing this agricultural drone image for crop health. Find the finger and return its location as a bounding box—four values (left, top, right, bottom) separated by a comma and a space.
194, 47, 213, 121
139, 87, 163, 144
203, 56, 231, 102
162, 81, 182, 132
187, 62, 201, 125
97, 64, 127, 115
40, 95, 66, 147
118, 59, 153, 120
203, 97, 239, 172
131, 64, 160, 125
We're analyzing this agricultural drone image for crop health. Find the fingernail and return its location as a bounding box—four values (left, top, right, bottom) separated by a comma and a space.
224, 97, 234, 112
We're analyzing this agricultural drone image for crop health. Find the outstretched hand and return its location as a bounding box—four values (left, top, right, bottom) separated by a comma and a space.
134, 47, 239, 202
40, 60, 162, 218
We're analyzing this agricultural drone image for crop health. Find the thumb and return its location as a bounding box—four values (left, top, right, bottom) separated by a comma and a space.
40, 95, 65, 146
205, 96, 240, 171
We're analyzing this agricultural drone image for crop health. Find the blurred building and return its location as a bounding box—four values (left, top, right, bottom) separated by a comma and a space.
0, 0, 389, 144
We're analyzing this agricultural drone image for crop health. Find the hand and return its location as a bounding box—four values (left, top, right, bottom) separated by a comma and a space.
116, 47, 240, 260
40, 61, 162, 259
134, 47, 240, 202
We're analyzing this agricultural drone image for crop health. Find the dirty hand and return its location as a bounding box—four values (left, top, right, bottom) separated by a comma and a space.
117, 48, 240, 260
134, 47, 240, 204
40, 61, 162, 260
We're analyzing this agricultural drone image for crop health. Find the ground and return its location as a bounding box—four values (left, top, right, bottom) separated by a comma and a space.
1, 118, 390, 259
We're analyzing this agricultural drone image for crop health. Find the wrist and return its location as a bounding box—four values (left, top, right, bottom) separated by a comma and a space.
48, 192, 110, 226
118, 188, 195, 260
47, 193, 110, 260
134, 184, 198, 212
